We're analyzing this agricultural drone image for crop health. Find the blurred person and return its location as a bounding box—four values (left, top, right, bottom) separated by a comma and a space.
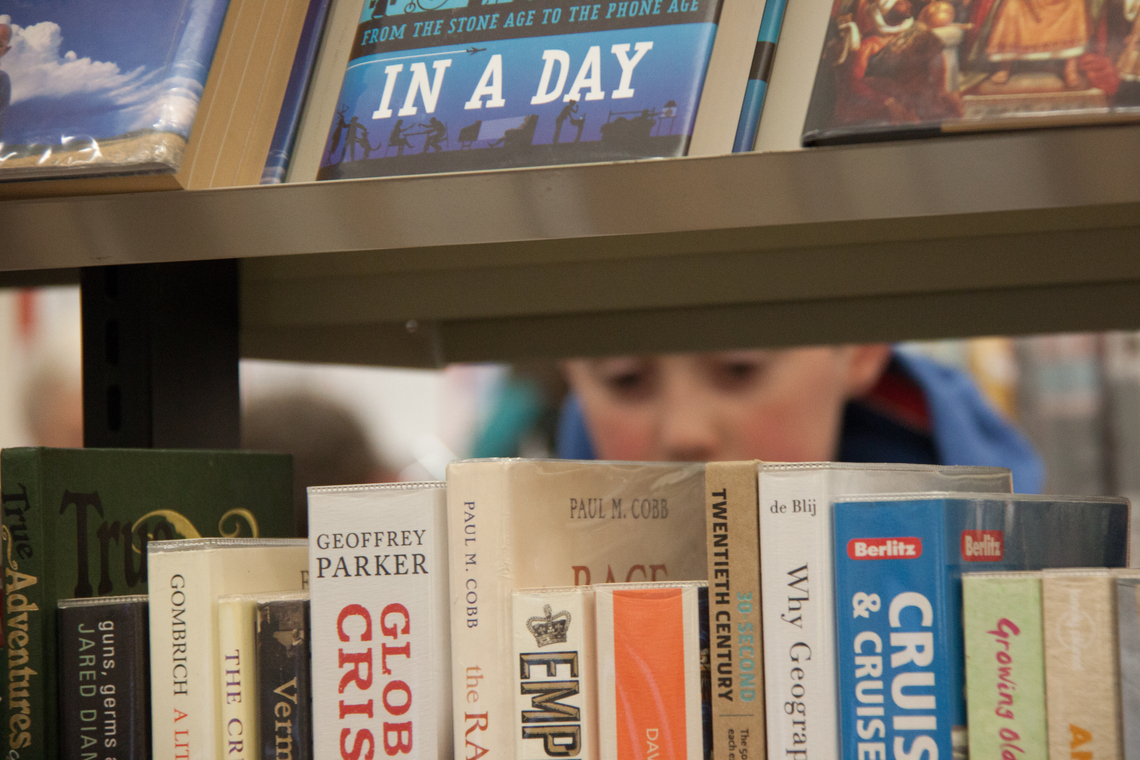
21, 313, 83, 449
243, 390, 395, 537
559, 345, 1043, 492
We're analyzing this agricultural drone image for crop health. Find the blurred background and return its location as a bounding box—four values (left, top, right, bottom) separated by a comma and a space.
4, 284, 1138, 507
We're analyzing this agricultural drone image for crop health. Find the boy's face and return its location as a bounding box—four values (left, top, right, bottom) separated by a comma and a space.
563, 346, 890, 463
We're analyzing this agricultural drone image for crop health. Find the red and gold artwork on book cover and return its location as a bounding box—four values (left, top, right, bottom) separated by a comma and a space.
801, 0, 1140, 143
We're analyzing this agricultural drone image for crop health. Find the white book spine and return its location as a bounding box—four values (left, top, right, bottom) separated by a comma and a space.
148, 540, 309, 760
308, 483, 452, 760
513, 587, 598, 760
149, 547, 214, 760
447, 463, 512, 760
217, 596, 259, 760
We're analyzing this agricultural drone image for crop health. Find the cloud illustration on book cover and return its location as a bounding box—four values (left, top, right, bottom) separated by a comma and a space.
0, 0, 227, 167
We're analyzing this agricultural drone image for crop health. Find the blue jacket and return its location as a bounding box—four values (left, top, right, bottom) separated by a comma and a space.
556, 351, 1044, 493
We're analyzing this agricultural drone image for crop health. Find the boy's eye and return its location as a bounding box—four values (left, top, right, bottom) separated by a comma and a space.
592, 359, 655, 400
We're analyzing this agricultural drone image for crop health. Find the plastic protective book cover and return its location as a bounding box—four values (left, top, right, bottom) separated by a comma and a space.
595, 582, 709, 760
1120, 576, 1140, 759
0, 447, 293, 760
513, 587, 598, 760
261, 0, 334, 184
0, 0, 230, 181
316, 0, 722, 180
800, 0, 1140, 146
832, 493, 1127, 760
256, 593, 311, 760
57, 595, 150, 760
961, 571, 1047, 760
307, 483, 451, 760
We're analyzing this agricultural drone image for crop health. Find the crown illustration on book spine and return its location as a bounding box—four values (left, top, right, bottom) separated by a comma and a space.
526, 604, 572, 647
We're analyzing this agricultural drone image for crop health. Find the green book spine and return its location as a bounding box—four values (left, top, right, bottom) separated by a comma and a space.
0, 447, 294, 760
2, 448, 49, 760
963, 572, 1047, 760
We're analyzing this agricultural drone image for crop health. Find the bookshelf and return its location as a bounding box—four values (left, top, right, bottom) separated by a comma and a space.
4, 124, 1140, 368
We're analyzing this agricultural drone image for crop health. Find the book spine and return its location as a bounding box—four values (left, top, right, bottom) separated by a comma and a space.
218, 597, 260, 760
513, 588, 597, 760
1043, 571, 1122, 760
962, 574, 1047, 760
833, 500, 952, 760
309, 484, 451, 760
148, 549, 213, 760
704, 462, 764, 760
447, 464, 511, 760
596, 585, 705, 760
757, 468, 834, 760
1, 448, 48, 760
1119, 578, 1140, 760
257, 598, 312, 760
58, 598, 150, 760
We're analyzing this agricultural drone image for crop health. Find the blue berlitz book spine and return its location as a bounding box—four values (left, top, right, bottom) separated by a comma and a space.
832, 493, 1128, 760
317, 0, 722, 180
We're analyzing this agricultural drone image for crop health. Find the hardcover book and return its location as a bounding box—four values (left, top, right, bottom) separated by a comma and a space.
0, 0, 230, 184
0, 447, 293, 760
57, 595, 150, 760
256, 593, 311, 760
800, 0, 1140, 145
704, 461, 764, 760
961, 571, 1047, 760
315, 0, 751, 181
1120, 575, 1140, 759
512, 587, 598, 760
307, 483, 452, 760
595, 582, 709, 760
757, 463, 1012, 760
217, 594, 262, 760
832, 493, 1128, 760
146, 538, 308, 760
1043, 569, 1127, 760
445, 459, 706, 760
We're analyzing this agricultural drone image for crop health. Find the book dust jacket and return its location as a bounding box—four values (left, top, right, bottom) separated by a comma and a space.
0, 0, 230, 180
801, 0, 1140, 144
317, 0, 721, 179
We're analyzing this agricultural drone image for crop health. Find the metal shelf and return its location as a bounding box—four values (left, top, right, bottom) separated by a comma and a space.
5, 124, 1140, 365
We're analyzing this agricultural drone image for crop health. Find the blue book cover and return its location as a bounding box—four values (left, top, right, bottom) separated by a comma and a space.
261, 0, 333, 184
832, 493, 1128, 760
317, 0, 722, 180
0, 0, 230, 181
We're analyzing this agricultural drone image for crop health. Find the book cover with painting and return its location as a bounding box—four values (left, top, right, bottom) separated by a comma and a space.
801, 0, 1140, 145
0, 0, 230, 181
315, 0, 749, 180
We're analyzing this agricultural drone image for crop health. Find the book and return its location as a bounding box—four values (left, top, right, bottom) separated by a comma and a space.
147, 538, 308, 760
261, 0, 334, 184
0, 447, 293, 760
800, 0, 1140, 146
446, 459, 706, 760
703, 461, 764, 760
57, 595, 150, 760
513, 586, 598, 760
757, 463, 1012, 760
0, 0, 317, 198
730, 0, 789, 151
595, 582, 708, 760
833, 493, 1129, 760
307, 482, 452, 760
961, 571, 1047, 760
217, 594, 262, 760
314, 0, 755, 181
1042, 569, 1126, 760
1118, 574, 1140, 759
256, 593, 311, 760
